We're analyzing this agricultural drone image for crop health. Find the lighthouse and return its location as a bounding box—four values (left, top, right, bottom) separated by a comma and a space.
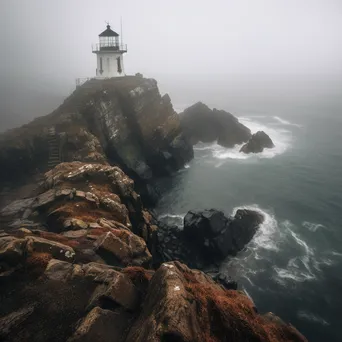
92, 24, 127, 78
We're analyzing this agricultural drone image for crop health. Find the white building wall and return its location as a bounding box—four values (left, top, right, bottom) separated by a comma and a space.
96, 52, 125, 78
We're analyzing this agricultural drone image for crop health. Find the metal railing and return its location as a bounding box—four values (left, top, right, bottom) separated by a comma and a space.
92, 43, 127, 53
75, 78, 92, 87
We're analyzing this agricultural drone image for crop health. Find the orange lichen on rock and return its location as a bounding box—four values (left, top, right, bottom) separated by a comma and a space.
127, 261, 306, 342
122, 266, 154, 296
182, 268, 306, 342
122, 266, 153, 283
26, 252, 52, 274
38, 231, 80, 249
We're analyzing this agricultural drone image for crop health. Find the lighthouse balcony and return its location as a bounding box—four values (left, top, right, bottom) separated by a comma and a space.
92, 43, 127, 53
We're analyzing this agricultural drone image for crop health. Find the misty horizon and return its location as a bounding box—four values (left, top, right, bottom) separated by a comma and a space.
1, 0, 342, 131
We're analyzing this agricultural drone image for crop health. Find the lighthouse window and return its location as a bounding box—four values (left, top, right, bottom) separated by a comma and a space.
117, 57, 122, 73
99, 57, 103, 74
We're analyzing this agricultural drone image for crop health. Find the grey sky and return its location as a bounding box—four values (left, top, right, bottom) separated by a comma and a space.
0, 0, 341, 130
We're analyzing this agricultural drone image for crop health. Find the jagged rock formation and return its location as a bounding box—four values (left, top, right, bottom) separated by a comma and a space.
0, 251, 307, 342
0, 77, 193, 203
0, 78, 307, 342
156, 209, 265, 269
180, 102, 251, 147
0, 162, 156, 268
240, 130, 275, 154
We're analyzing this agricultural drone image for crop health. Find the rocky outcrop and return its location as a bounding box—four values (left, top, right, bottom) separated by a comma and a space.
0, 162, 155, 268
240, 130, 275, 154
180, 102, 251, 147
0, 78, 307, 341
157, 209, 264, 269
0, 77, 193, 203
0, 253, 307, 342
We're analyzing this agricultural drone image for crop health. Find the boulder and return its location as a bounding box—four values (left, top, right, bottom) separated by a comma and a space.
25, 236, 75, 262
0, 236, 25, 266
228, 209, 265, 252
88, 272, 139, 311
180, 102, 251, 147
184, 209, 229, 243
157, 208, 264, 268
95, 231, 152, 267
240, 130, 275, 154
68, 307, 132, 342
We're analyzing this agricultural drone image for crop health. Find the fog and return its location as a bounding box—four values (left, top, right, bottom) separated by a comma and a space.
1, 0, 342, 131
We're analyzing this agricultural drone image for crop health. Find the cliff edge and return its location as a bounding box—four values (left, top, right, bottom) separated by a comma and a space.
0, 76, 193, 203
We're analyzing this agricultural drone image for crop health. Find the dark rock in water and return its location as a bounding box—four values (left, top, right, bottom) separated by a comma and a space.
228, 209, 265, 252
184, 209, 229, 246
240, 130, 275, 154
184, 208, 264, 258
156, 208, 264, 269
180, 102, 251, 147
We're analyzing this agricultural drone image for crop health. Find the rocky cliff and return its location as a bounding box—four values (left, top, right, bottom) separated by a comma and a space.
0, 77, 193, 203
0, 78, 306, 341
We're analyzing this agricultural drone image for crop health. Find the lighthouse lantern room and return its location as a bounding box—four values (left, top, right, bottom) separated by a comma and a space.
92, 24, 127, 78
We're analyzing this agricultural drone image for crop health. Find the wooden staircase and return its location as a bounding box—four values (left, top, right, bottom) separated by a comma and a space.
47, 127, 61, 169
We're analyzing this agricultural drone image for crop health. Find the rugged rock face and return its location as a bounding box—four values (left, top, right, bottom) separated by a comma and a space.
240, 130, 275, 154
156, 209, 264, 269
0, 253, 307, 342
0, 78, 307, 341
0, 77, 193, 203
180, 102, 251, 147
0, 162, 156, 268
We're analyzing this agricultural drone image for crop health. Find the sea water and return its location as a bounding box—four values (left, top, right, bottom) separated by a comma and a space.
156, 96, 342, 342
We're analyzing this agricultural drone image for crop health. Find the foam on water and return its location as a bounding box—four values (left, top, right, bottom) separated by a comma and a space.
272, 223, 318, 285
302, 221, 327, 232
297, 311, 330, 326
158, 213, 185, 228
193, 114, 296, 161
273, 116, 302, 127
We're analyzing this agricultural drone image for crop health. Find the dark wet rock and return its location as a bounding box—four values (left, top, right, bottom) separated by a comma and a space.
213, 272, 238, 290
156, 209, 264, 269
240, 130, 275, 154
183, 209, 264, 259
180, 102, 251, 147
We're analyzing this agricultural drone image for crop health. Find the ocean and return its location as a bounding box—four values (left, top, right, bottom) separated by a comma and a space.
155, 81, 342, 342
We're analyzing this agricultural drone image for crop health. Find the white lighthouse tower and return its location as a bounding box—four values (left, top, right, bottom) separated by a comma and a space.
92, 24, 127, 78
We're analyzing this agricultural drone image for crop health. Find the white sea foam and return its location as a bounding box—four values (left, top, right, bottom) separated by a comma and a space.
232, 205, 280, 252
273, 267, 316, 285
194, 115, 294, 161
273, 116, 302, 127
158, 213, 185, 228
297, 310, 330, 326
273, 226, 318, 285
302, 221, 327, 232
